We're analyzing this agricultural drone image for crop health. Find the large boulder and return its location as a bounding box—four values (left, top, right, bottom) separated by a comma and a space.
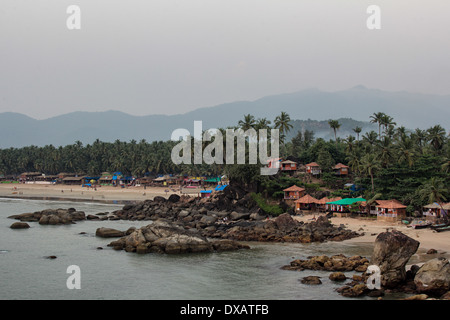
414, 258, 450, 295
95, 227, 125, 238
370, 230, 420, 288
274, 213, 297, 232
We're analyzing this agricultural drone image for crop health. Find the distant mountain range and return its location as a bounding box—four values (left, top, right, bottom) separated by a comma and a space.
1, 86, 449, 148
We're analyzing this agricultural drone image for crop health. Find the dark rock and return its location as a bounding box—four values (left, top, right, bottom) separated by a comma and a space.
440, 291, 450, 300
108, 219, 248, 255
338, 284, 368, 297
274, 213, 297, 231
95, 227, 125, 238
153, 196, 166, 202
168, 194, 181, 203
427, 249, 438, 254
329, 272, 347, 282
414, 258, 450, 295
300, 276, 322, 285
371, 230, 420, 288
10, 222, 30, 229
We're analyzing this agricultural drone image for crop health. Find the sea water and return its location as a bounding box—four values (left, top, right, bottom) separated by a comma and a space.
0, 198, 378, 300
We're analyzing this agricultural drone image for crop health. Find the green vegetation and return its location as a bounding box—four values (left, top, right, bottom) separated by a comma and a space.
1, 111, 449, 213
250, 193, 284, 216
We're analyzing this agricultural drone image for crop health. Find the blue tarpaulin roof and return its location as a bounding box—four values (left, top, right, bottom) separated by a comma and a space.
215, 184, 228, 191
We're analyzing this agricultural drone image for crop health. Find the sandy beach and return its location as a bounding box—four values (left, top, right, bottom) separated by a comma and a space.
0, 183, 198, 203
295, 214, 450, 256
2, 183, 449, 255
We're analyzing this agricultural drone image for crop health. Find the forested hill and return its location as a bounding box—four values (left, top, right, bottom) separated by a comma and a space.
1, 86, 449, 148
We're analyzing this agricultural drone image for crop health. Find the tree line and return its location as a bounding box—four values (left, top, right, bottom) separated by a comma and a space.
0, 111, 449, 212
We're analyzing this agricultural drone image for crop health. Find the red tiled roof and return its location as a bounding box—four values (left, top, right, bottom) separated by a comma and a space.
317, 196, 342, 204
334, 163, 349, 169
294, 194, 320, 204
283, 185, 305, 192
305, 162, 320, 167
375, 200, 407, 209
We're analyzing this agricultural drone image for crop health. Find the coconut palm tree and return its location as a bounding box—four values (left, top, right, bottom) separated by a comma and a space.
327, 119, 341, 145
274, 111, 293, 144
370, 112, 385, 137
359, 153, 382, 193
353, 126, 362, 141
427, 125, 446, 153
418, 177, 448, 219
380, 114, 396, 137
238, 114, 256, 131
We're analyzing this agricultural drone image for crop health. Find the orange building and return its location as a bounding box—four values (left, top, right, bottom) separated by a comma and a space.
283, 185, 305, 200
305, 162, 322, 175
375, 200, 407, 222
280, 160, 297, 171
294, 194, 320, 211
334, 163, 349, 175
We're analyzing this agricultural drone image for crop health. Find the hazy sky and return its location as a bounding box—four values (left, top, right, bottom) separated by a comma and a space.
1, 0, 450, 119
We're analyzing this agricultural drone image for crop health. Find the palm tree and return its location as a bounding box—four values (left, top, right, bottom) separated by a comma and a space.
411, 128, 427, 155
370, 112, 385, 137
274, 111, 293, 144
254, 118, 272, 130
362, 131, 378, 153
328, 119, 341, 145
418, 177, 447, 219
359, 153, 382, 193
376, 136, 394, 168
427, 125, 446, 152
379, 114, 396, 137
238, 114, 256, 131
441, 155, 450, 174
396, 136, 416, 168
353, 126, 362, 141
365, 193, 382, 215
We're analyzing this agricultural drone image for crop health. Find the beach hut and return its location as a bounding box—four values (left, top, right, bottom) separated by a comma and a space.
283, 185, 305, 200
62, 176, 84, 185
333, 163, 350, 176
326, 198, 366, 215
200, 190, 212, 198
294, 194, 320, 212
280, 160, 298, 172
423, 202, 448, 221
204, 177, 221, 186
317, 197, 342, 211
305, 162, 322, 175
375, 200, 407, 222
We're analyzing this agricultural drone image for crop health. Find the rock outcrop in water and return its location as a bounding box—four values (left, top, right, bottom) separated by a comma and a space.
414, 258, 450, 295
7, 185, 361, 245
8, 208, 86, 225
281, 230, 450, 299
107, 219, 249, 254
